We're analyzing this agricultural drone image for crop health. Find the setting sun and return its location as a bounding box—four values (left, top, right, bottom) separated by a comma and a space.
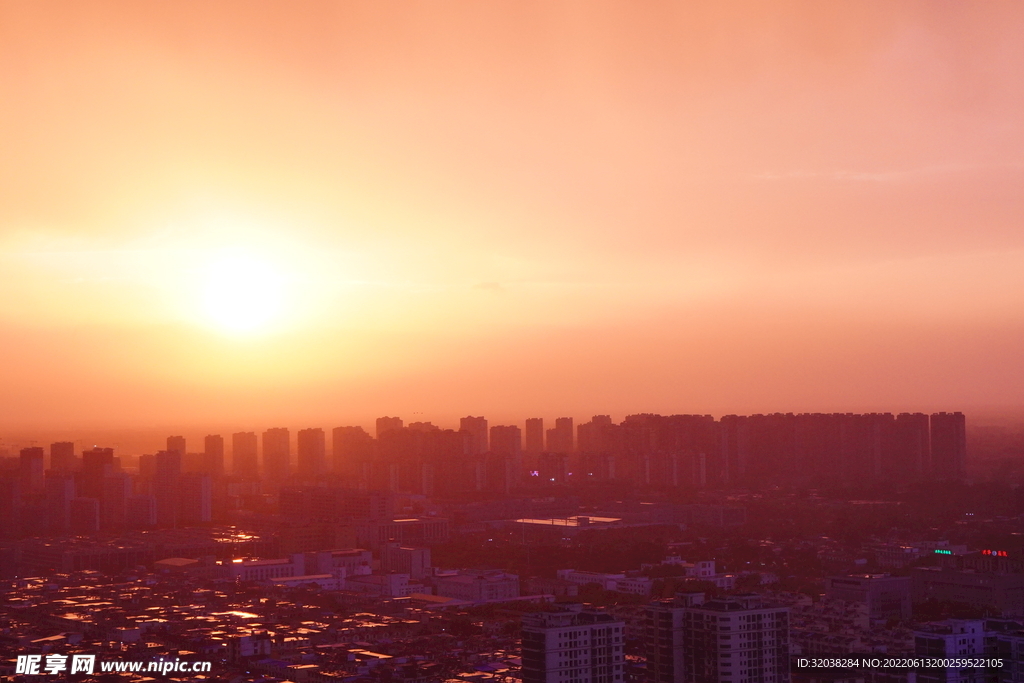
199, 252, 287, 334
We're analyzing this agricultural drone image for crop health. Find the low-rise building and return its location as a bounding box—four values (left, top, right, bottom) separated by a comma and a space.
912, 567, 1024, 617
825, 574, 912, 622
230, 554, 305, 582
434, 570, 520, 603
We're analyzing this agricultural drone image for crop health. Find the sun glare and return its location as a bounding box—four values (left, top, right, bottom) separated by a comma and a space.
200, 253, 287, 334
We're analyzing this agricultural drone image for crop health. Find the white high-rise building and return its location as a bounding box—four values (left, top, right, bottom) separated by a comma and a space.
521, 608, 625, 683
645, 592, 708, 683
678, 594, 789, 683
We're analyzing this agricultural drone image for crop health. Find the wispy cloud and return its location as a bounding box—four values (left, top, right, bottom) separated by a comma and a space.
754, 163, 1023, 183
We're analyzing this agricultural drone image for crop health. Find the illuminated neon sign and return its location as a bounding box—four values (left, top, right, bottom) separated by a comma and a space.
934, 549, 952, 555
982, 550, 1009, 557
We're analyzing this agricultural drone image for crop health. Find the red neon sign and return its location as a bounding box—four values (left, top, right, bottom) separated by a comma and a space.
982, 549, 1009, 557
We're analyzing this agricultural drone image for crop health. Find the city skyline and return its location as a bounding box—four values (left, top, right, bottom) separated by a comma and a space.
5, 4, 1024, 681
3, 2, 1024, 429
0, 408, 978, 460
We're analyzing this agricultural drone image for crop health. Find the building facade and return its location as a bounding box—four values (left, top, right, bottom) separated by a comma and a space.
521, 609, 625, 683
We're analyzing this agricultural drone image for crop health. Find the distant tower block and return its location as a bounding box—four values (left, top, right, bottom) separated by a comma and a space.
546, 417, 574, 453
297, 427, 326, 479
232, 432, 258, 479
166, 435, 186, 456
460, 416, 489, 455
376, 416, 403, 438
262, 428, 291, 481
525, 418, 544, 453
203, 434, 225, 477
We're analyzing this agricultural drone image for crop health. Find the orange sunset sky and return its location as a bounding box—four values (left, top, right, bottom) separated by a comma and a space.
2, 1, 1024, 432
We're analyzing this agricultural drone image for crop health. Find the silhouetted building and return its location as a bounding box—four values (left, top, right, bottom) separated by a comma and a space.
179, 472, 213, 523
0, 475, 19, 539
332, 426, 374, 475
461, 416, 489, 455
297, 428, 326, 479
101, 473, 132, 530
49, 441, 76, 472
262, 427, 290, 482
280, 486, 395, 522
232, 431, 258, 479
126, 494, 157, 528
203, 434, 225, 477
81, 447, 114, 501
45, 473, 75, 534
547, 417, 574, 453
577, 415, 615, 454
19, 447, 44, 495
153, 450, 181, 527
376, 416, 403, 438
931, 412, 967, 479
891, 412, 930, 480
70, 497, 101, 534
525, 417, 544, 454
490, 425, 522, 456
133, 456, 152, 482
166, 435, 186, 456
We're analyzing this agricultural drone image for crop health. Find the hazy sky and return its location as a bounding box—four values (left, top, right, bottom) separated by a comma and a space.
2, 1, 1024, 431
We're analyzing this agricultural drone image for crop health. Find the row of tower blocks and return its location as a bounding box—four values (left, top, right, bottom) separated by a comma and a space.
230, 411, 965, 487
19, 411, 966, 497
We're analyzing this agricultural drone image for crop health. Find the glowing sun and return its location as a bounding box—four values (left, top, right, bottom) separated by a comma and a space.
199, 253, 287, 334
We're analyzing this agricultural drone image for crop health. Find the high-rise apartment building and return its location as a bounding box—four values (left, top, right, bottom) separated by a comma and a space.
0, 475, 20, 540
332, 426, 374, 474
546, 417, 574, 453
49, 442, 76, 472
70, 497, 100, 534
44, 473, 75, 534
376, 416, 403, 438
19, 447, 44, 495
101, 473, 132, 530
578, 416, 616, 454
931, 412, 967, 480
81, 447, 114, 501
126, 495, 157, 528
677, 595, 789, 683
153, 450, 181, 527
891, 413, 930, 479
525, 418, 544, 453
490, 425, 522, 457
179, 472, 213, 523
521, 608, 625, 683
262, 428, 291, 482
460, 416, 489, 454
297, 428, 326, 479
645, 592, 708, 683
135, 454, 154, 481
203, 434, 225, 477
232, 432, 259, 479
166, 435, 186, 456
